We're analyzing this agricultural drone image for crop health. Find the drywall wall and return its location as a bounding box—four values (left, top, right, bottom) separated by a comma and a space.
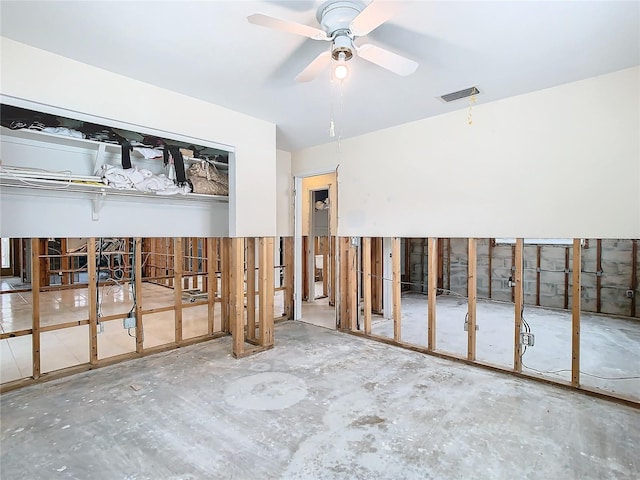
292, 67, 640, 238
0, 37, 276, 237
301, 173, 337, 236
276, 149, 293, 237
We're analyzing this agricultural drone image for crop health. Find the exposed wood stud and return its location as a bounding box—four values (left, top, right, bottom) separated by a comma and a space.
207, 238, 216, 335
420, 239, 425, 293
347, 238, 358, 331
322, 237, 329, 297
488, 239, 493, 299
446, 238, 451, 292
259, 237, 275, 347
467, 238, 477, 361
283, 237, 294, 319
511, 244, 516, 303
437, 237, 444, 290
330, 236, 337, 307
221, 238, 230, 333
88, 237, 98, 365
134, 238, 144, 353
427, 238, 438, 351
564, 247, 570, 310
302, 236, 309, 301
392, 237, 401, 341
30, 238, 41, 379
536, 245, 541, 306
572, 238, 581, 387
246, 238, 256, 340
362, 237, 372, 335
372, 237, 384, 314
631, 239, 637, 318
174, 237, 183, 344
339, 237, 349, 329
514, 238, 524, 372
596, 239, 602, 313
231, 237, 245, 357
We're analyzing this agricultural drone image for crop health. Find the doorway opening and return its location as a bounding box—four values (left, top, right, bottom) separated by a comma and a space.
294, 172, 337, 329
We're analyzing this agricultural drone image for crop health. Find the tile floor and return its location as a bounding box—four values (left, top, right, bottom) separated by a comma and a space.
1, 277, 286, 384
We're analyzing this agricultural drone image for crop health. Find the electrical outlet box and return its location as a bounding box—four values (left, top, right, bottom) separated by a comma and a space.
520, 332, 535, 347
97, 322, 104, 334
123, 313, 136, 329
463, 321, 479, 332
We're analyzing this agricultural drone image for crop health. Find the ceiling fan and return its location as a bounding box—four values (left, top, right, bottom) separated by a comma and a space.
248, 0, 419, 82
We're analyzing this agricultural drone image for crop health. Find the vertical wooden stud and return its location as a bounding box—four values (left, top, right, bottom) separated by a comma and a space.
134, 238, 143, 353
596, 239, 602, 313
467, 238, 477, 361
231, 237, 245, 357
392, 237, 401, 341
564, 247, 570, 310
427, 238, 438, 351
283, 237, 294, 319
174, 237, 183, 344
302, 236, 309, 301
322, 237, 329, 297
221, 238, 230, 333
572, 238, 581, 387
630, 239, 637, 317
88, 237, 98, 365
30, 238, 41, 379
372, 237, 383, 314
488, 239, 493, 299
362, 237, 372, 335
259, 237, 275, 347
246, 238, 256, 340
347, 237, 357, 331
339, 237, 349, 329
514, 238, 524, 372
207, 237, 216, 335
535, 245, 541, 306
330, 236, 337, 307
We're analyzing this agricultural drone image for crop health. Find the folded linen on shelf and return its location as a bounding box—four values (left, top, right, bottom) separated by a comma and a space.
132, 147, 163, 159
99, 165, 189, 195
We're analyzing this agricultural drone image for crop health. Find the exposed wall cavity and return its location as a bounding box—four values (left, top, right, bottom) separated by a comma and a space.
407, 238, 639, 318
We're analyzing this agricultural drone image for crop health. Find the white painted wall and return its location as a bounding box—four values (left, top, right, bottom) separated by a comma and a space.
292, 67, 640, 239
0, 37, 276, 237
275, 149, 293, 236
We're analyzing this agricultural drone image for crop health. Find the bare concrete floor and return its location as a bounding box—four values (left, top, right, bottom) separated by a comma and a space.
370, 293, 640, 400
1, 321, 638, 480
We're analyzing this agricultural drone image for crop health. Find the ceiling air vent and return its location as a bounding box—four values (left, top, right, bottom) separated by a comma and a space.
440, 86, 480, 103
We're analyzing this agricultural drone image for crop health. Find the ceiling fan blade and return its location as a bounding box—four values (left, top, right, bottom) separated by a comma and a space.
295, 51, 332, 82
356, 43, 418, 76
349, 1, 403, 37
248, 13, 329, 41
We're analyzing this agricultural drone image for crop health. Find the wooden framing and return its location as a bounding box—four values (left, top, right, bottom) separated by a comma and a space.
30, 238, 41, 379
330, 236, 337, 307
631, 239, 637, 318
392, 237, 401, 341
88, 237, 98, 365
513, 238, 524, 372
596, 239, 602, 313
246, 238, 257, 340
283, 237, 295, 319
572, 238, 581, 387
372, 237, 383, 314
230, 237, 245, 357
339, 237, 349, 330
467, 238, 477, 361
427, 238, 437, 351
221, 238, 230, 332
173, 237, 183, 344
362, 237, 372, 334
259, 237, 275, 347
134, 238, 144, 353
347, 237, 357, 332
535, 245, 541, 306
207, 238, 216, 334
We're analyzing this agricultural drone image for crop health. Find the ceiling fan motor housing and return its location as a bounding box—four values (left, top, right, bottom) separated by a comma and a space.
318, 0, 365, 61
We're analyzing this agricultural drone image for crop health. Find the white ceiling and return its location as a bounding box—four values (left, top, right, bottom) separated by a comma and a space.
1, 1, 639, 152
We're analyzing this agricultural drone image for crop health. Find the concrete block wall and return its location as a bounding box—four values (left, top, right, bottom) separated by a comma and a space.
407, 238, 639, 318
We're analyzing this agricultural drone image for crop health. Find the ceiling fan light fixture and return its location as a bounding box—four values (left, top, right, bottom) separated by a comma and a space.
334, 51, 349, 80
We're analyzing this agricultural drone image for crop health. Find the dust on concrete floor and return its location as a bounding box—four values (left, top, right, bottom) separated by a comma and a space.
370, 292, 640, 400
1, 321, 638, 480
